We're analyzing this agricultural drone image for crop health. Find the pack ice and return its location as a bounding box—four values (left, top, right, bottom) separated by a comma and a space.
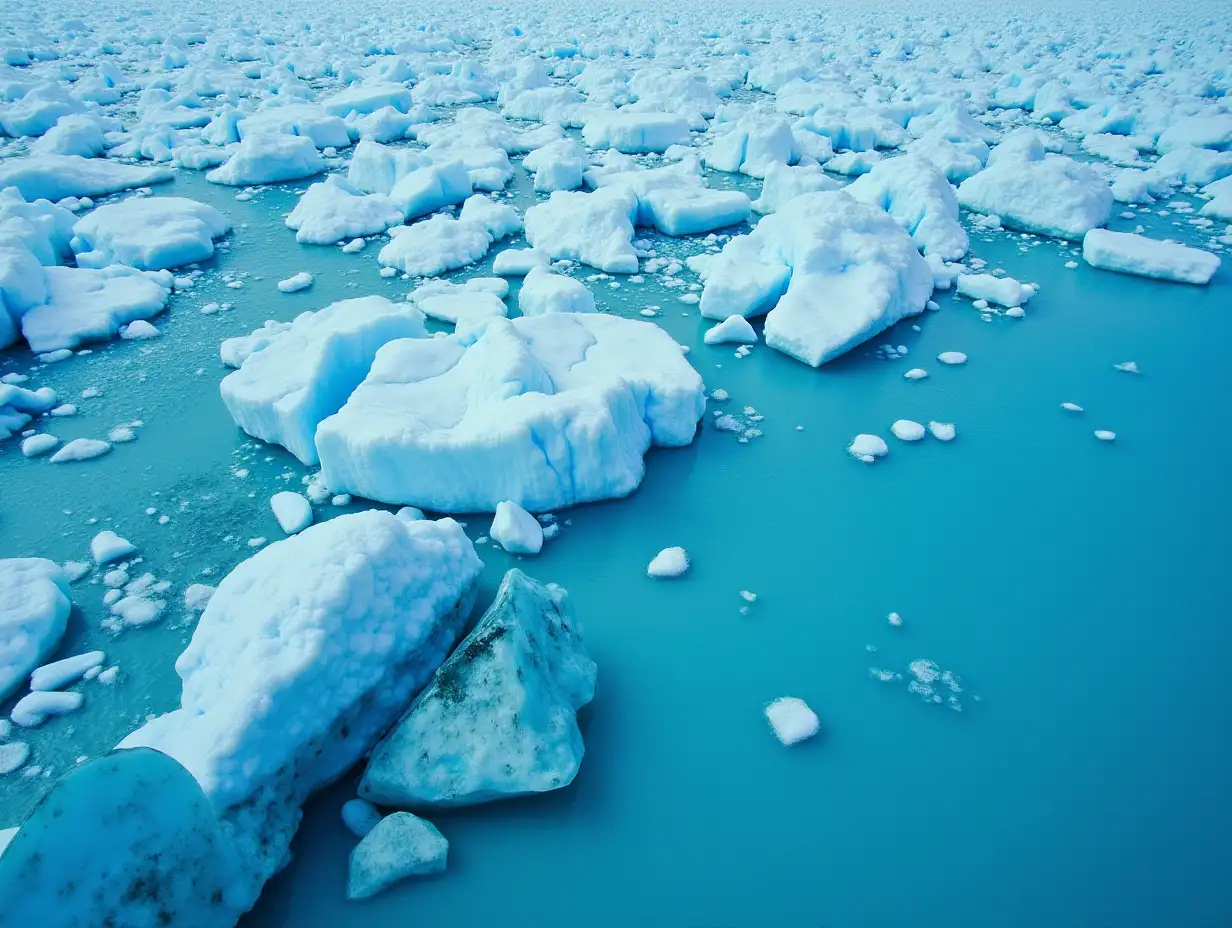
119, 511, 483, 913
316, 313, 706, 512
698, 191, 933, 366
361, 569, 596, 809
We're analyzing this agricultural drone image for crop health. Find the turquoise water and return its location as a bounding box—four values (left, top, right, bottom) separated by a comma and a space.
3, 164, 1231, 927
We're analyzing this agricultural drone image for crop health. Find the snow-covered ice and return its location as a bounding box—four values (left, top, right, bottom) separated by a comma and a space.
119, 511, 482, 912
220, 296, 427, 465
316, 313, 705, 512
517, 267, 597, 316
700, 191, 932, 366
277, 272, 314, 294
704, 315, 758, 345
891, 420, 926, 441
10, 690, 83, 728
764, 697, 820, 746
269, 492, 313, 535
70, 197, 230, 271
956, 274, 1035, 307
647, 547, 690, 578
0, 559, 71, 701
848, 434, 889, 463
207, 133, 325, 186
524, 187, 639, 274
361, 569, 595, 808
1082, 230, 1220, 285
49, 438, 111, 462
490, 500, 545, 555
30, 650, 105, 691
90, 530, 135, 564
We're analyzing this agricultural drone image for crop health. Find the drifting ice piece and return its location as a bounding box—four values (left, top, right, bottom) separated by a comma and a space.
207, 133, 325, 186
360, 569, 595, 808
0, 558, 71, 702
490, 501, 544, 555
70, 197, 231, 270
582, 111, 690, 153
220, 296, 427, 465
347, 812, 448, 901
1081, 229, 1220, 285
957, 152, 1112, 240
524, 187, 639, 274
119, 512, 482, 913
700, 191, 933, 367
316, 313, 705, 512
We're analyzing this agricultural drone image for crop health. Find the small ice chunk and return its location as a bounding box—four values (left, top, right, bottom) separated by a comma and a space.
647, 547, 689, 578
110, 595, 165, 627
1114, 361, 1140, 374
90, 531, 135, 564
341, 798, 383, 838
928, 421, 956, 441
347, 812, 448, 901
1061, 402, 1084, 413
703, 315, 758, 346
1005, 306, 1026, 319
183, 584, 215, 612
847, 434, 888, 462
30, 651, 105, 691
903, 368, 928, 380
937, 351, 967, 365
888, 612, 903, 627
270, 492, 313, 535
1094, 429, 1117, 441
49, 438, 111, 463
11, 690, 84, 727
891, 420, 926, 441
490, 501, 544, 555
764, 697, 820, 746
277, 272, 314, 294
107, 426, 136, 443
20, 434, 58, 458
96, 666, 119, 685
0, 741, 29, 775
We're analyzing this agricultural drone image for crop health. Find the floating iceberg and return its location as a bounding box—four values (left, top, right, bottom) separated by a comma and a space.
699, 191, 933, 367
21, 265, 173, 353
0, 155, 172, 202
1082, 229, 1220, 285
957, 150, 1112, 240
0, 558, 71, 702
582, 111, 690, 153
524, 187, 639, 274
70, 196, 231, 270
285, 176, 403, 245
119, 511, 482, 912
220, 296, 427, 465
206, 133, 325, 186
317, 313, 705, 512
846, 155, 969, 260
361, 569, 595, 808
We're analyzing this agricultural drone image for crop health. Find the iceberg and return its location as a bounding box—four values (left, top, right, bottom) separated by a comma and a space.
642, 187, 751, 236
220, 296, 427, 465
957, 151, 1112, 240
517, 267, 597, 316
70, 196, 231, 270
490, 500, 545, 555
316, 313, 705, 512
119, 511, 483, 913
699, 191, 933, 366
377, 214, 495, 278
846, 155, 969, 260
0, 558, 71, 702
21, 265, 173, 353
1082, 229, 1221, 285
0, 155, 172, 202
360, 569, 595, 808
206, 133, 325, 186
582, 111, 690, 153
285, 176, 403, 245
524, 187, 639, 274
752, 161, 841, 213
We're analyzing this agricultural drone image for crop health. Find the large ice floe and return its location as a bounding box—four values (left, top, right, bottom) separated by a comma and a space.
70, 196, 231, 270
220, 296, 427, 465
956, 133, 1113, 240
361, 569, 596, 808
697, 191, 934, 366
117, 510, 483, 914
315, 313, 706, 512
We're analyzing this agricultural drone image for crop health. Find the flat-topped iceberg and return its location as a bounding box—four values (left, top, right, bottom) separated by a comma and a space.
699, 191, 933, 366
317, 313, 705, 512
1082, 229, 1220, 285
70, 196, 231, 270
21, 265, 173, 353
119, 511, 482, 913
0, 155, 172, 202
220, 296, 427, 465
361, 569, 595, 808
207, 133, 325, 186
